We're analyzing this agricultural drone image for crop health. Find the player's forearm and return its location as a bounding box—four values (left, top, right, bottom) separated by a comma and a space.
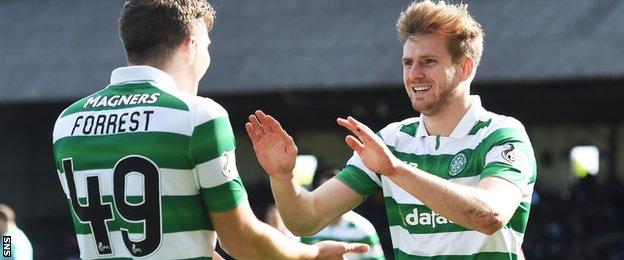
388, 162, 511, 234
269, 177, 322, 235
214, 202, 320, 260
233, 220, 318, 259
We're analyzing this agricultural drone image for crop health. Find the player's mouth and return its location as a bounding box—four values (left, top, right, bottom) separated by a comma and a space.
411, 85, 432, 94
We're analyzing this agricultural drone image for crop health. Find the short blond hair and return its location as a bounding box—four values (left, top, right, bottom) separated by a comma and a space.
397, 0, 484, 66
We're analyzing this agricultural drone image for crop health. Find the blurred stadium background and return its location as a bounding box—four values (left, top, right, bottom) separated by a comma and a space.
1, 0, 624, 259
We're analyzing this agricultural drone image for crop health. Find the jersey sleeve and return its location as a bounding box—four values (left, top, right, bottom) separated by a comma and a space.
336, 153, 382, 197
190, 99, 247, 213
336, 122, 401, 197
479, 119, 537, 196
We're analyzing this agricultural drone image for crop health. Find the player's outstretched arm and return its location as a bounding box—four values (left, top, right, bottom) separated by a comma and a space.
245, 110, 364, 235
211, 200, 369, 259
337, 116, 523, 235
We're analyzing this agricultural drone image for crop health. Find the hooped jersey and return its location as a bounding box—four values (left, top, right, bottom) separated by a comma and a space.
337, 96, 537, 259
52, 66, 246, 259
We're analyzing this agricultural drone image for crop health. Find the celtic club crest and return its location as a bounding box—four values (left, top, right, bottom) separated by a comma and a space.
448, 152, 468, 177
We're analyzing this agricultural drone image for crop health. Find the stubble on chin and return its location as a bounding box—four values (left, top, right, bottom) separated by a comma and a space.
411, 99, 433, 116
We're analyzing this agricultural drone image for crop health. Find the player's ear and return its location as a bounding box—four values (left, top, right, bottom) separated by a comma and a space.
182, 36, 196, 65
459, 56, 475, 81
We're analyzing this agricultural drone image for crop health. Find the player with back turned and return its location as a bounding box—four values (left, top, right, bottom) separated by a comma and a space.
52, 0, 368, 259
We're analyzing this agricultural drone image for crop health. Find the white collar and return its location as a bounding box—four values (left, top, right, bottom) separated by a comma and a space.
109, 65, 177, 91
416, 95, 486, 138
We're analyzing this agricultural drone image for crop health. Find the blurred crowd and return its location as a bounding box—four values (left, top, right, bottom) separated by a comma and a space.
523, 176, 624, 259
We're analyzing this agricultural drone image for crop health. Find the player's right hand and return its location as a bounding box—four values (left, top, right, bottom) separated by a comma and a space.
313, 240, 370, 260
245, 110, 298, 180
337, 116, 401, 176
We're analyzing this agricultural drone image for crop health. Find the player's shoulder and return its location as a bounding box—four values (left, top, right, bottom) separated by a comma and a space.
481, 110, 527, 133
343, 211, 378, 235
179, 95, 229, 125
53, 89, 110, 139
477, 109, 531, 144
57, 89, 110, 119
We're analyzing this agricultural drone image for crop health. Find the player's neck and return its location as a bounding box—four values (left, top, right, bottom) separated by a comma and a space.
159, 63, 198, 95
422, 94, 471, 136
129, 60, 198, 95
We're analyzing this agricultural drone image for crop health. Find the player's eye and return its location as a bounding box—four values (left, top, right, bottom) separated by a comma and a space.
423, 58, 436, 65
402, 60, 413, 66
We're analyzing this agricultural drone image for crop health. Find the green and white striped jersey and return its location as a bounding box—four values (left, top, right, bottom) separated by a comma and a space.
336, 96, 536, 260
301, 211, 385, 260
52, 66, 246, 259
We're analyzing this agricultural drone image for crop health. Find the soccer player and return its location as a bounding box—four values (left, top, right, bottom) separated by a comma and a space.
51, 0, 367, 259
245, 1, 537, 259
0, 204, 33, 260
300, 168, 385, 260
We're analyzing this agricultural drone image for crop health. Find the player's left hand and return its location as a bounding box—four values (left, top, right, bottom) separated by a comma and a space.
313, 240, 370, 260
337, 116, 401, 176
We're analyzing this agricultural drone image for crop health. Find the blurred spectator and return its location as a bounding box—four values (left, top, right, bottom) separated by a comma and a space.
0, 204, 33, 260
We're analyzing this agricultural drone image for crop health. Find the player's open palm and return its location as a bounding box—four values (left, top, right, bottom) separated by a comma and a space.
337, 116, 400, 176
245, 110, 298, 180
314, 240, 369, 260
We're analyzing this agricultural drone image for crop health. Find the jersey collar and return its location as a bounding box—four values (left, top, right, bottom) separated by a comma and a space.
416, 95, 486, 139
109, 65, 177, 91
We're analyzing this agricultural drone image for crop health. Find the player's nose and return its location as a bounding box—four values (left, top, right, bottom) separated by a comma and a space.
408, 63, 425, 81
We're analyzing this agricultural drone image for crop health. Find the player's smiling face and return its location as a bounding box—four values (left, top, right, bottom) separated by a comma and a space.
402, 33, 461, 116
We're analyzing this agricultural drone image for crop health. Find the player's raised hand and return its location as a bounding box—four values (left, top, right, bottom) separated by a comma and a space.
245, 110, 297, 180
337, 116, 401, 176
313, 241, 370, 260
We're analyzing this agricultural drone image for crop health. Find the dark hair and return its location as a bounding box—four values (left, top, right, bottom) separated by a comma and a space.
119, 0, 215, 66
312, 167, 340, 189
